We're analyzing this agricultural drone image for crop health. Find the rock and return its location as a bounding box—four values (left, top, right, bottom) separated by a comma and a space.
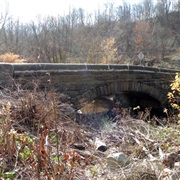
58, 93, 70, 102
163, 151, 180, 168
94, 138, 107, 152
59, 103, 75, 116
174, 162, 180, 169
107, 152, 130, 169
80, 99, 112, 114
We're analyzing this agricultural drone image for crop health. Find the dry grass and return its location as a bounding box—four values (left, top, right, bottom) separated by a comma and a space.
94, 119, 180, 179
0, 83, 179, 179
0, 85, 95, 179
0, 53, 26, 63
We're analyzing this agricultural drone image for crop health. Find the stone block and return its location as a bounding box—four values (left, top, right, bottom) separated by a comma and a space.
0, 63, 14, 87
109, 64, 128, 70
128, 65, 144, 71
86, 64, 109, 70
107, 152, 130, 169
13, 63, 88, 71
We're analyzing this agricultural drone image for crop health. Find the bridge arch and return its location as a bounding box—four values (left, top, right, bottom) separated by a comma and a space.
74, 81, 168, 109
0, 63, 178, 112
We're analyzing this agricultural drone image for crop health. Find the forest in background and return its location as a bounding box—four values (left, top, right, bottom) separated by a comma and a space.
0, 0, 179, 67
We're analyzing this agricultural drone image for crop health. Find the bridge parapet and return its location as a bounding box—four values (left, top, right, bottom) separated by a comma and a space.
10, 63, 180, 74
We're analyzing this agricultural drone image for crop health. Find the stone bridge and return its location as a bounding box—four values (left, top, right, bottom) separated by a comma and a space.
0, 63, 180, 110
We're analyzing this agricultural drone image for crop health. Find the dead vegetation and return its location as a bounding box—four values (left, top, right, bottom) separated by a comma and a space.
0, 82, 179, 179
0, 53, 26, 63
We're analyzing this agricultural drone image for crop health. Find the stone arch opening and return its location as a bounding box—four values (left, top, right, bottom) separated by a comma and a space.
114, 91, 161, 108
74, 81, 168, 115
113, 91, 164, 117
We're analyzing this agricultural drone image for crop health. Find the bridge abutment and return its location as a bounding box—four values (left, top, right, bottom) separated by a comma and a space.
0, 63, 14, 88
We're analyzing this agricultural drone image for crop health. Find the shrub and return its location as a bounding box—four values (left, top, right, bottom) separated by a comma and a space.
168, 73, 180, 123
0, 53, 26, 63
168, 73, 180, 110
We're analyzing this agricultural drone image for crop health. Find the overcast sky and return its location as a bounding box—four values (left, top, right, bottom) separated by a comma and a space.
1, 0, 143, 23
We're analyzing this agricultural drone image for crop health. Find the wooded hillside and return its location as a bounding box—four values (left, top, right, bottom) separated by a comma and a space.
0, 0, 179, 67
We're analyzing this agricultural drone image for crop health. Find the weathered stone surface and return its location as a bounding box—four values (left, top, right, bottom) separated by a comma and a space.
106, 152, 130, 169
0, 63, 179, 109
163, 151, 180, 168
0, 63, 13, 87
59, 103, 75, 116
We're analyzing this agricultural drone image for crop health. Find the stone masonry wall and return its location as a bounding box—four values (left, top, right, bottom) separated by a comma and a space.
0, 63, 179, 108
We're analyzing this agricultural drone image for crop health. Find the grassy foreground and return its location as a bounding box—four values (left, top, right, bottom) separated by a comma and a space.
0, 87, 179, 180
